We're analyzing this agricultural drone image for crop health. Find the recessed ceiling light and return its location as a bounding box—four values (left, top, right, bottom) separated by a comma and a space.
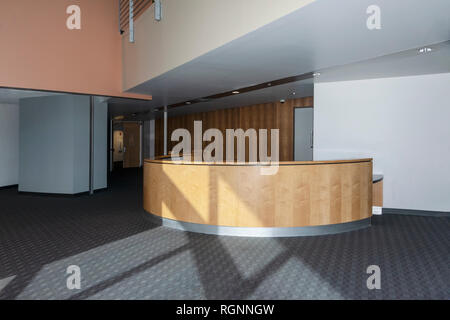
185, 101, 191, 105
313, 72, 321, 77
232, 91, 240, 94
292, 92, 296, 95
418, 47, 432, 53
267, 83, 272, 87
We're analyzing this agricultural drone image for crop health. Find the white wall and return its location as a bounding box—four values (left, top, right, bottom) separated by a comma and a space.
314, 73, 450, 212
0, 103, 19, 187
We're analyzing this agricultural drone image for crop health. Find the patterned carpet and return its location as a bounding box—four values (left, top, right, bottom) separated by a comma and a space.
0, 169, 448, 300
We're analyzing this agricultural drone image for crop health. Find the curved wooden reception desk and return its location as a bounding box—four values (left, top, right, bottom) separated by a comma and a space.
143, 158, 373, 237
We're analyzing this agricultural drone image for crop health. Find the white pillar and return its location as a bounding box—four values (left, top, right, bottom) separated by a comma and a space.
163, 106, 168, 156
150, 119, 155, 158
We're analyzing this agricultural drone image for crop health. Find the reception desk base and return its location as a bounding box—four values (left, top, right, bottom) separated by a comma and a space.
144, 212, 371, 237
144, 158, 373, 238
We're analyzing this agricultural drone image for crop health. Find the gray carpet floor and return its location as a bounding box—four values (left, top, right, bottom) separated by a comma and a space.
0, 169, 448, 300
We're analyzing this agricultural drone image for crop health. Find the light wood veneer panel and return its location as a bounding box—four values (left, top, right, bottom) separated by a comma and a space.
144, 159, 372, 228
372, 180, 383, 207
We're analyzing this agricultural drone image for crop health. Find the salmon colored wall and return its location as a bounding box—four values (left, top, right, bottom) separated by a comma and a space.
0, 0, 151, 100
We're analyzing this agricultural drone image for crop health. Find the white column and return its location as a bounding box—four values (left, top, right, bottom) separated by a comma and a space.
163, 106, 168, 156
150, 119, 155, 158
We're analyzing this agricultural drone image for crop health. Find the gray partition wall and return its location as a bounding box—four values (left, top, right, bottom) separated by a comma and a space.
0, 103, 19, 187
19, 95, 107, 194
294, 107, 314, 161
93, 97, 108, 190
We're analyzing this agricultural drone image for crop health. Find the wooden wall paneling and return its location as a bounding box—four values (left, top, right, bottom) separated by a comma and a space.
123, 122, 141, 168
238, 104, 252, 161
275, 100, 293, 161
154, 97, 313, 160
154, 118, 161, 157
167, 116, 174, 151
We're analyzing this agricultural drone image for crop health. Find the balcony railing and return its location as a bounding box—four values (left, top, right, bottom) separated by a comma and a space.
119, 0, 153, 34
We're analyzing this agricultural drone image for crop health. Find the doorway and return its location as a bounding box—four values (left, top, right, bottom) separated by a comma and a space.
112, 121, 142, 169
113, 130, 124, 169
123, 122, 141, 168
294, 107, 313, 161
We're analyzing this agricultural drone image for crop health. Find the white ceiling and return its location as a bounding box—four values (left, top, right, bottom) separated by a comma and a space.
126, 0, 450, 111
108, 98, 154, 118
315, 41, 450, 83
113, 38, 449, 120
167, 78, 314, 117
163, 40, 450, 118
0, 88, 61, 104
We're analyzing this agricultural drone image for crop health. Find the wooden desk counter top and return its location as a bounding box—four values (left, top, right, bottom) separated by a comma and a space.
144, 157, 372, 166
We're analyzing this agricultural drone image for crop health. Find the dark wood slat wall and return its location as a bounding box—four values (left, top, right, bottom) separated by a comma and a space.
155, 97, 313, 161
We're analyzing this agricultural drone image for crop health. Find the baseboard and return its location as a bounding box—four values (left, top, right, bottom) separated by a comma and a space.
0, 184, 18, 190
383, 208, 450, 217
18, 191, 87, 198
143, 211, 371, 237
18, 187, 108, 198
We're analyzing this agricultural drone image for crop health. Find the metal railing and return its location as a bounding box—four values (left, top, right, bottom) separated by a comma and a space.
119, 0, 153, 34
